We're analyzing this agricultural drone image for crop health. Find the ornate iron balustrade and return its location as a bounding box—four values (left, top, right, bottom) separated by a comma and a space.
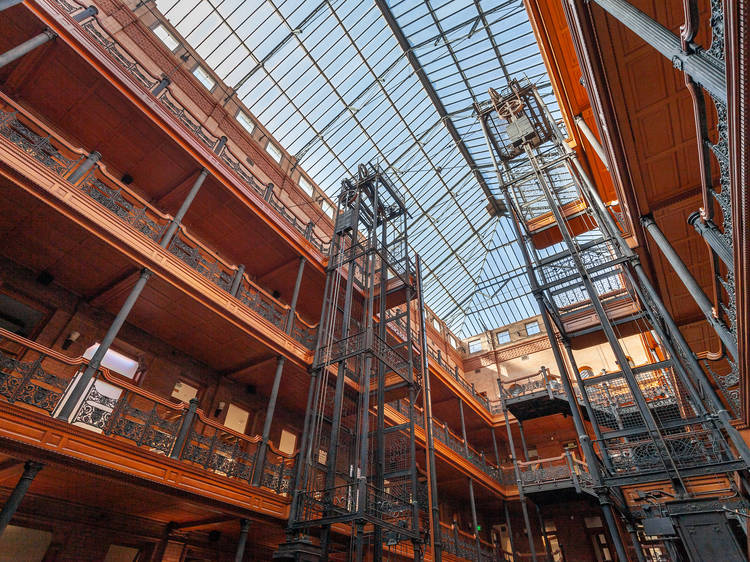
0, 95, 318, 349
517, 451, 593, 492
0, 328, 296, 495
0, 328, 80, 414
438, 521, 496, 561
388, 399, 506, 485
52, 0, 331, 255
502, 369, 566, 401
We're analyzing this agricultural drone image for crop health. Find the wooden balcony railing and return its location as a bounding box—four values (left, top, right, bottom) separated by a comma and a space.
50, 0, 332, 255
0, 327, 296, 496
0, 93, 318, 349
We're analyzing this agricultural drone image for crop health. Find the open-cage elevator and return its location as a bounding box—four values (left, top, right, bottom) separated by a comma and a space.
479, 79, 750, 561
276, 163, 429, 561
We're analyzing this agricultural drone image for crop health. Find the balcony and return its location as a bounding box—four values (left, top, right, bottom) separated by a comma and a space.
45, 0, 332, 257
0, 327, 296, 503
0, 93, 318, 351
389, 399, 514, 488
516, 452, 594, 497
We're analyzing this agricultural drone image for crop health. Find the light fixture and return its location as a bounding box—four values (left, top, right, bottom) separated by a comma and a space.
62, 331, 80, 350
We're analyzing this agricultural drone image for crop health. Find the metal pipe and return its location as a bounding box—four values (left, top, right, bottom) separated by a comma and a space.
688, 211, 734, 271
535, 505, 553, 562
0, 30, 56, 69
56, 168, 208, 420
416, 255, 441, 561
170, 398, 198, 459
599, 497, 629, 562
503, 501, 517, 561
0, 461, 43, 536
641, 215, 738, 359
590, 0, 726, 103
458, 398, 469, 455
234, 519, 250, 562
468, 478, 481, 557
230, 264, 246, 296
574, 116, 609, 170
626, 522, 646, 562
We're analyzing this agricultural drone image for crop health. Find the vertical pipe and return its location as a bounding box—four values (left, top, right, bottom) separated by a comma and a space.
285, 258, 306, 332
503, 501, 517, 562
416, 255, 441, 561
535, 505, 553, 562
458, 398, 469, 455
599, 498, 628, 562
234, 519, 250, 562
56, 168, 208, 420
230, 264, 246, 296
170, 398, 199, 459
491, 428, 501, 467
517, 421, 530, 461
641, 215, 737, 358
0, 461, 43, 536
626, 522, 646, 562
0, 30, 56, 69
468, 478, 481, 557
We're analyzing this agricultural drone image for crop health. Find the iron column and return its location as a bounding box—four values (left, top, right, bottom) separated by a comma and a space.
56, 169, 208, 420
234, 519, 250, 562
468, 478, 481, 557
641, 215, 737, 359
416, 255, 442, 561
253, 257, 306, 486
688, 212, 733, 271
0, 461, 43, 536
0, 30, 56, 69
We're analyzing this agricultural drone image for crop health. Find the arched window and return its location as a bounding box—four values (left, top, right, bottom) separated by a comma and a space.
579, 366, 594, 379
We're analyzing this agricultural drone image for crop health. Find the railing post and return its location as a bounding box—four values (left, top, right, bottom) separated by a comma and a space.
170, 398, 198, 459
0, 461, 43, 537
458, 398, 469, 456
67, 150, 101, 184
565, 450, 580, 493
264, 182, 274, 201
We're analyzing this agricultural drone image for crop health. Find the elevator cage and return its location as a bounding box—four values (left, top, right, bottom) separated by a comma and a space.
280, 163, 425, 560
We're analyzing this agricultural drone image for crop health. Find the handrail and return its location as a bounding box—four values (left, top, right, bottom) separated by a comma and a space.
51, 0, 332, 254
0, 92, 318, 346
0, 328, 297, 494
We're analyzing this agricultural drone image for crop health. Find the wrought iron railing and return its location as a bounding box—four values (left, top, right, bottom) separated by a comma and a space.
0, 94, 318, 349
517, 451, 593, 491
439, 521, 497, 561
0, 327, 296, 495
389, 399, 509, 485
51, 0, 332, 255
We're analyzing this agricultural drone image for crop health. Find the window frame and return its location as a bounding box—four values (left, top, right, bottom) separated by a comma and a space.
266, 141, 283, 163
151, 23, 180, 52
525, 320, 540, 336
468, 339, 482, 354
496, 330, 511, 345
235, 109, 256, 135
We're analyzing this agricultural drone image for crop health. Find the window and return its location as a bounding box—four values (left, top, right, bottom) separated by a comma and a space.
279, 429, 297, 454
321, 200, 334, 218
0, 292, 46, 338
223, 403, 250, 433
171, 380, 199, 403
192, 64, 215, 91
448, 334, 457, 348
431, 317, 441, 332
527, 447, 538, 459
236, 110, 255, 135
152, 23, 179, 52
299, 176, 314, 197
525, 320, 540, 335
496, 330, 510, 345
266, 141, 283, 163
0, 526, 53, 561
83, 344, 139, 379
468, 340, 482, 354
579, 366, 594, 379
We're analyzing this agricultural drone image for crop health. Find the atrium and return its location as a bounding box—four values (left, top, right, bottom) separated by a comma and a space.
0, 0, 747, 560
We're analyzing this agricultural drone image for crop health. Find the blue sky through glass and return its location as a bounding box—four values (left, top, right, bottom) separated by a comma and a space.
152, 0, 566, 337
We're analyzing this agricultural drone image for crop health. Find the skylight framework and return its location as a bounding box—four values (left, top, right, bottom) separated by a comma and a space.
149, 0, 566, 337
